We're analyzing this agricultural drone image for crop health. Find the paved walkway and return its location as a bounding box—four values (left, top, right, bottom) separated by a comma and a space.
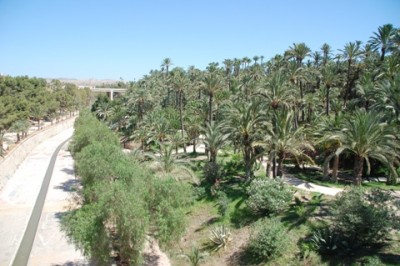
283, 174, 343, 196
0, 128, 86, 266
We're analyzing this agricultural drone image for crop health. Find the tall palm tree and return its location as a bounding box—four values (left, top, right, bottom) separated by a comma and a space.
340, 41, 363, 106
202, 122, 229, 163
286, 43, 311, 68
266, 110, 314, 177
201, 73, 223, 124
321, 62, 339, 115
321, 43, 331, 66
316, 113, 345, 182
373, 74, 400, 123
258, 70, 294, 111
161, 58, 173, 76
224, 99, 267, 179
161, 58, 173, 105
171, 70, 189, 152
369, 24, 396, 61
327, 109, 399, 185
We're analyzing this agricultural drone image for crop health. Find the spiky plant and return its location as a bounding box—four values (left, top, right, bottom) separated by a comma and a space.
209, 225, 231, 251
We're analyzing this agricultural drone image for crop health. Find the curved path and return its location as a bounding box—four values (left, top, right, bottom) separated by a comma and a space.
0, 128, 86, 266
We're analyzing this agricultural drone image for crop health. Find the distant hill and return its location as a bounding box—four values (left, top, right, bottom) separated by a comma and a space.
47, 78, 119, 87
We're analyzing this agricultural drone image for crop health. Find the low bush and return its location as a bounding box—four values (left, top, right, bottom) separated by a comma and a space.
247, 218, 288, 261
216, 191, 230, 217
246, 178, 294, 215
203, 161, 222, 184
332, 187, 399, 247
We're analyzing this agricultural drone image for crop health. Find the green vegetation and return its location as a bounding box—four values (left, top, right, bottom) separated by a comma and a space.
246, 178, 294, 215
63, 24, 400, 265
0, 76, 91, 153
247, 218, 289, 262
62, 112, 192, 265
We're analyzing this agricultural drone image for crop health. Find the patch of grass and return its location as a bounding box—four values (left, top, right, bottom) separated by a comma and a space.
362, 181, 400, 191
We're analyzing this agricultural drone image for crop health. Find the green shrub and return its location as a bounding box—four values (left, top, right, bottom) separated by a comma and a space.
216, 191, 230, 217
332, 187, 399, 246
203, 161, 222, 184
247, 218, 288, 261
246, 178, 294, 215
69, 112, 119, 155
310, 227, 341, 255
223, 153, 245, 176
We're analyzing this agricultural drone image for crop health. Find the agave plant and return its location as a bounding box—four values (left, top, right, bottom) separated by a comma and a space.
179, 245, 207, 266
209, 225, 231, 251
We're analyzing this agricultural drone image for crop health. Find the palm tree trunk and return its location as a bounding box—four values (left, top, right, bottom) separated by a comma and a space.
325, 85, 330, 116
193, 138, 196, 154
332, 154, 339, 182
209, 94, 213, 124
179, 91, 186, 153
266, 159, 272, 178
300, 82, 305, 122
344, 60, 352, 107
244, 138, 252, 179
353, 155, 364, 185
277, 153, 285, 177
272, 152, 277, 178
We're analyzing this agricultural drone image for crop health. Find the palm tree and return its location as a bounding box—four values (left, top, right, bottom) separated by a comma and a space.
253, 55, 260, 65
145, 143, 198, 183
327, 109, 399, 185
316, 113, 346, 182
201, 73, 223, 124
224, 99, 267, 179
286, 43, 311, 68
321, 43, 331, 66
369, 24, 396, 61
202, 122, 229, 163
373, 74, 400, 122
340, 41, 363, 106
95, 101, 112, 121
258, 70, 294, 111
161, 58, 173, 76
321, 62, 339, 115
353, 73, 382, 111
263, 110, 314, 178
171, 70, 189, 152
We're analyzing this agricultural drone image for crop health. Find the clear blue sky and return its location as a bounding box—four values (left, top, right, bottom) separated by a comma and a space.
0, 0, 399, 81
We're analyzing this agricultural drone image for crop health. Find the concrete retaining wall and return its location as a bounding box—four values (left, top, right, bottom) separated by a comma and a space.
0, 117, 76, 190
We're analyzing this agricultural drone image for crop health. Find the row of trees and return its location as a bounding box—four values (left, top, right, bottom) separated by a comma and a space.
94, 24, 400, 185
63, 111, 192, 265
0, 76, 91, 154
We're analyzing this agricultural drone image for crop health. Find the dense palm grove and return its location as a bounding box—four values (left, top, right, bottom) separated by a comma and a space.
94, 24, 400, 185
0, 77, 91, 154
4, 24, 399, 265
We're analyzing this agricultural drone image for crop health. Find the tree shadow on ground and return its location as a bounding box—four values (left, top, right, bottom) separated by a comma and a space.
61, 167, 75, 176
51, 261, 89, 266
54, 178, 79, 192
